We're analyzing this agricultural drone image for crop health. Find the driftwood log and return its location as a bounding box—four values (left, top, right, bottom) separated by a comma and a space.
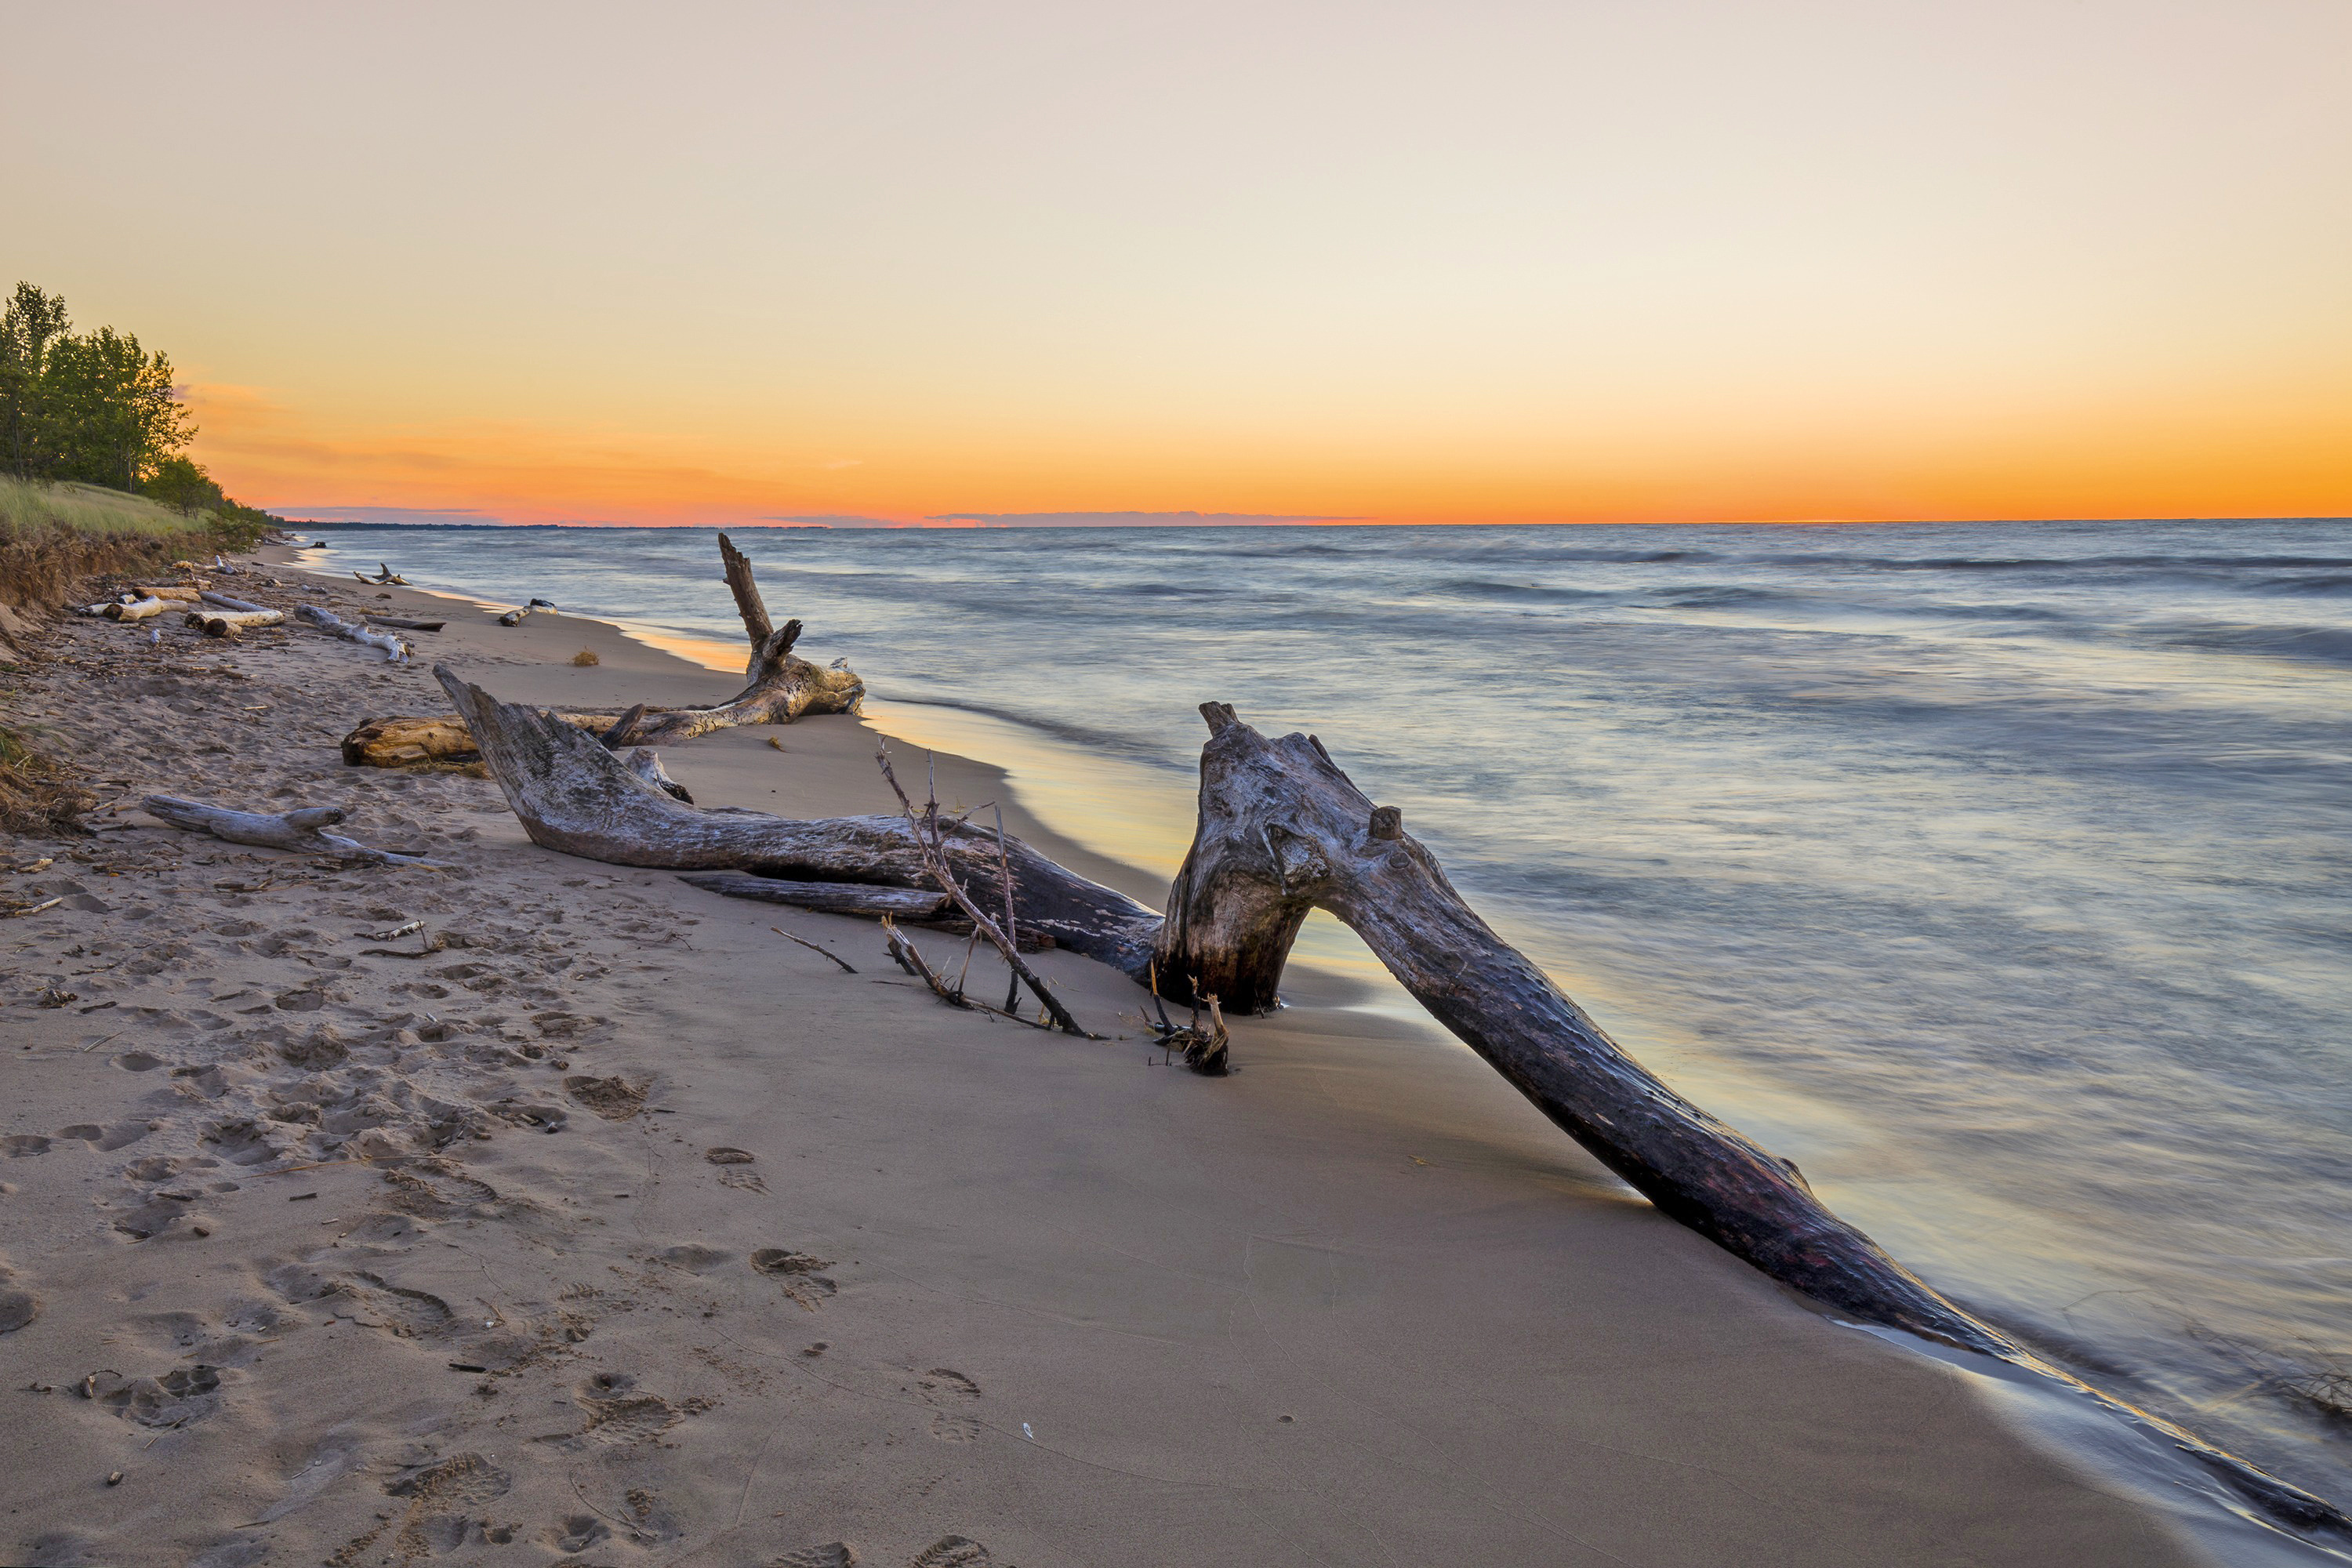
437, 668, 1158, 967
103, 597, 172, 622
186, 608, 283, 637
606, 532, 863, 745
365, 614, 445, 632
296, 603, 412, 663
140, 797, 436, 867
434, 666, 2347, 1537
342, 535, 863, 771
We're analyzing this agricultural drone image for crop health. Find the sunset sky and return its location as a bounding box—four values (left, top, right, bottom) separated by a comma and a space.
8, 1, 2351, 526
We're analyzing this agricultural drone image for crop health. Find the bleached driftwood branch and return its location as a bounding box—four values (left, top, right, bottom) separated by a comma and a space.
296, 603, 412, 663
140, 797, 437, 867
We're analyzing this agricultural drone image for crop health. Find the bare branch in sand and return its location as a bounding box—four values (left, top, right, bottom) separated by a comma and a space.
771, 926, 857, 973
875, 743, 1092, 1037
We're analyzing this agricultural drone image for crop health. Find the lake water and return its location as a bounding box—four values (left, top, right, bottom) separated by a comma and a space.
304, 518, 2352, 1505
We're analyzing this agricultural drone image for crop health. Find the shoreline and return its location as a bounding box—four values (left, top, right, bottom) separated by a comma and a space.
0, 548, 2301, 1564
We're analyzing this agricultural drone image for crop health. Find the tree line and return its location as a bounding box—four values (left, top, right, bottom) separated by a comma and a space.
1, 281, 274, 524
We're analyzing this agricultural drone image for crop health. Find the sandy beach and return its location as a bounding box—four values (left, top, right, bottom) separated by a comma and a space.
0, 557, 2238, 1566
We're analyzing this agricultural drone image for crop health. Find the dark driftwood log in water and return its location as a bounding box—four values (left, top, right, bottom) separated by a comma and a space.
437, 671, 2347, 1537
1162, 703, 2006, 1345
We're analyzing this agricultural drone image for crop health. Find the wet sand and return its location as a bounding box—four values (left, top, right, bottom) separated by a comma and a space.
0, 557, 2221, 1565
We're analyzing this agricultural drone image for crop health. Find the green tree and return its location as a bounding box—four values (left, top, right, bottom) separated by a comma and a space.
38, 325, 194, 488
0, 282, 71, 479
141, 453, 227, 514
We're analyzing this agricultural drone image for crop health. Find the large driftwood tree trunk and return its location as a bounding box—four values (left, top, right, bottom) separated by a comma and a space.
437, 673, 2347, 1537
435, 669, 1160, 970
1160, 704, 1997, 1343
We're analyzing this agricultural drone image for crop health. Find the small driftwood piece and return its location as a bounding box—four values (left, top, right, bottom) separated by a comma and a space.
140, 797, 437, 867
354, 561, 408, 585
679, 872, 948, 918
773, 927, 857, 973
296, 604, 411, 663
497, 607, 531, 627
342, 716, 482, 768
132, 586, 201, 603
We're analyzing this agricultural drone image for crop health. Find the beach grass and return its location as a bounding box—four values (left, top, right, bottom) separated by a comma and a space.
0, 474, 256, 543
0, 475, 269, 609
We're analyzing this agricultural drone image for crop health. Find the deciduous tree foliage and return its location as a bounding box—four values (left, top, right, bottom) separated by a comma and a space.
2, 282, 195, 489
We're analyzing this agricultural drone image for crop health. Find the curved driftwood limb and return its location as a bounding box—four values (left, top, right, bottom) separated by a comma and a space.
621, 747, 692, 803
435, 666, 1159, 970
612, 532, 862, 743
296, 604, 411, 663
140, 796, 437, 867
718, 532, 774, 655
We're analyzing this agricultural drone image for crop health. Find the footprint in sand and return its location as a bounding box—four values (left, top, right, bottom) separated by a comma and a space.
657, 1243, 735, 1275
79, 1364, 223, 1428
574, 1371, 710, 1444
565, 1073, 647, 1120
542, 1515, 611, 1552
0, 1259, 40, 1335
911, 1538, 996, 1566
3, 1135, 51, 1158
916, 1369, 982, 1443
773, 1544, 858, 1567
752, 1247, 839, 1310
